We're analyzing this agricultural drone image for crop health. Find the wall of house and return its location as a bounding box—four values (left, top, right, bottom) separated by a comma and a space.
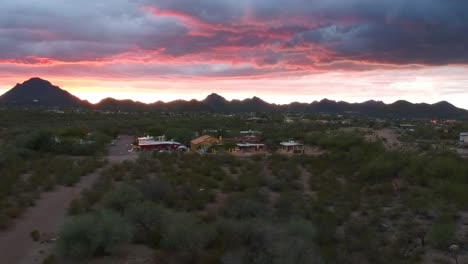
140, 144, 179, 151
461, 135, 468, 143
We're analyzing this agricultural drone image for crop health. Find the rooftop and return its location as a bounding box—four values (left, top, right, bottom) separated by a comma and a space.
191, 135, 218, 145
280, 141, 303, 147
237, 143, 265, 147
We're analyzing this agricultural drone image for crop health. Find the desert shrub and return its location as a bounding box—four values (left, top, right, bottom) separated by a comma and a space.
221, 176, 241, 193
359, 153, 402, 184
273, 220, 322, 264
137, 178, 177, 207
160, 211, 215, 253
176, 184, 216, 211
22, 130, 55, 152
222, 195, 269, 219
0, 213, 11, 230
5, 206, 22, 218
42, 254, 57, 264
229, 166, 239, 175
124, 201, 165, 244
222, 219, 276, 264
220, 218, 322, 264
429, 220, 456, 250
58, 210, 132, 259
275, 192, 308, 219
434, 182, 468, 209
102, 184, 142, 213
31, 229, 40, 241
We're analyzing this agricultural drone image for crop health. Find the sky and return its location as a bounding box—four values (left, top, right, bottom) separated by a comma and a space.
1, 0, 468, 108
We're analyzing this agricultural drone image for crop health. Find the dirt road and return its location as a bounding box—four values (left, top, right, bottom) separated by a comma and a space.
0, 135, 136, 264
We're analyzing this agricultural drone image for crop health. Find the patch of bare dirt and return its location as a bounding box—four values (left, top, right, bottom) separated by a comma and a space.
363, 128, 409, 150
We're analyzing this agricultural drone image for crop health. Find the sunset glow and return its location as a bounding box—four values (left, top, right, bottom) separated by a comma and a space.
1, 1, 468, 108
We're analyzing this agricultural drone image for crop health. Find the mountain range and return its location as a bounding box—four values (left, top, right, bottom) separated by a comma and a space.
1, 77, 467, 119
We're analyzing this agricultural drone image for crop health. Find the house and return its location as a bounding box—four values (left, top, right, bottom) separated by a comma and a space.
399, 124, 415, 132
460, 132, 468, 146
236, 143, 265, 153
246, 117, 267, 122
240, 130, 261, 135
236, 134, 261, 144
190, 135, 222, 152
279, 141, 304, 153
137, 135, 186, 152
203, 129, 218, 134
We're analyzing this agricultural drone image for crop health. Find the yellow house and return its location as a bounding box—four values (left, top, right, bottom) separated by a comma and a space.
190, 135, 222, 152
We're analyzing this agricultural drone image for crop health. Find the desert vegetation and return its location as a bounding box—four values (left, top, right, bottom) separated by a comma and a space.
1, 110, 468, 263
59, 131, 468, 263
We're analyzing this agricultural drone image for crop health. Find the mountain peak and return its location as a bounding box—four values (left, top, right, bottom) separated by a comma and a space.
204, 93, 226, 101
392, 100, 412, 105
203, 93, 227, 104
25, 77, 50, 82
433, 101, 455, 108
20, 77, 53, 87
251, 96, 267, 104
0, 77, 85, 108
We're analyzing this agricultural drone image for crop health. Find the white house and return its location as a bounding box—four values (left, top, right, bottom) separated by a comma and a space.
279, 141, 304, 153
460, 132, 468, 146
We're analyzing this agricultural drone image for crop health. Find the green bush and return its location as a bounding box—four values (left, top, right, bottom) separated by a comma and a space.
102, 184, 142, 213
58, 211, 132, 259
31, 229, 40, 241
220, 218, 322, 264
160, 211, 215, 253
223, 195, 269, 219
42, 254, 57, 264
124, 201, 165, 244
273, 220, 322, 264
429, 220, 456, 250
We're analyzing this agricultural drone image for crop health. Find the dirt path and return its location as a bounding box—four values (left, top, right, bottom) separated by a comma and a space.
0, 135, 136, 264
374, 128, 401, 149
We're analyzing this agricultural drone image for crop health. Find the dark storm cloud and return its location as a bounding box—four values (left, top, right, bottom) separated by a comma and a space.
1, 0, 468, 70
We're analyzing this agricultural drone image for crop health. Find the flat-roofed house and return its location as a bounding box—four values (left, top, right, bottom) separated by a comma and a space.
460, 132, 468, 146
236, 143, 265, 153
280, 141, 304, 153
137, 135, 186, 152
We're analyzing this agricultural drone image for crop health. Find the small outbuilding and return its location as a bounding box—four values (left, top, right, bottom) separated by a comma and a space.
279, 141, 304, 153
399, 124, 415, 132
460, 132, 468, 146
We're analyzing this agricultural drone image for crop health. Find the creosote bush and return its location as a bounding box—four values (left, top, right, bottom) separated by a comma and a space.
58, 210, 132, 259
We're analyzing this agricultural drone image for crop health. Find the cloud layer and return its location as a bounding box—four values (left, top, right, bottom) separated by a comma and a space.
1, 0, 468, 106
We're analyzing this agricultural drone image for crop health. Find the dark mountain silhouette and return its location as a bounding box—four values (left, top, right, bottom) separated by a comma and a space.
203, 93, 228, 106
1, 78, 467, 119
96, 98, 148, 112
0, 77, 87, 108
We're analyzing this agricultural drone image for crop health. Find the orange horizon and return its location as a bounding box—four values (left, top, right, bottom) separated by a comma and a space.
1, 73, 467, 110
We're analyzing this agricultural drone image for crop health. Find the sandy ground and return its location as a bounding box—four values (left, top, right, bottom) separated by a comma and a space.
374, 128, 402, 149
0, 135, 136, 264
